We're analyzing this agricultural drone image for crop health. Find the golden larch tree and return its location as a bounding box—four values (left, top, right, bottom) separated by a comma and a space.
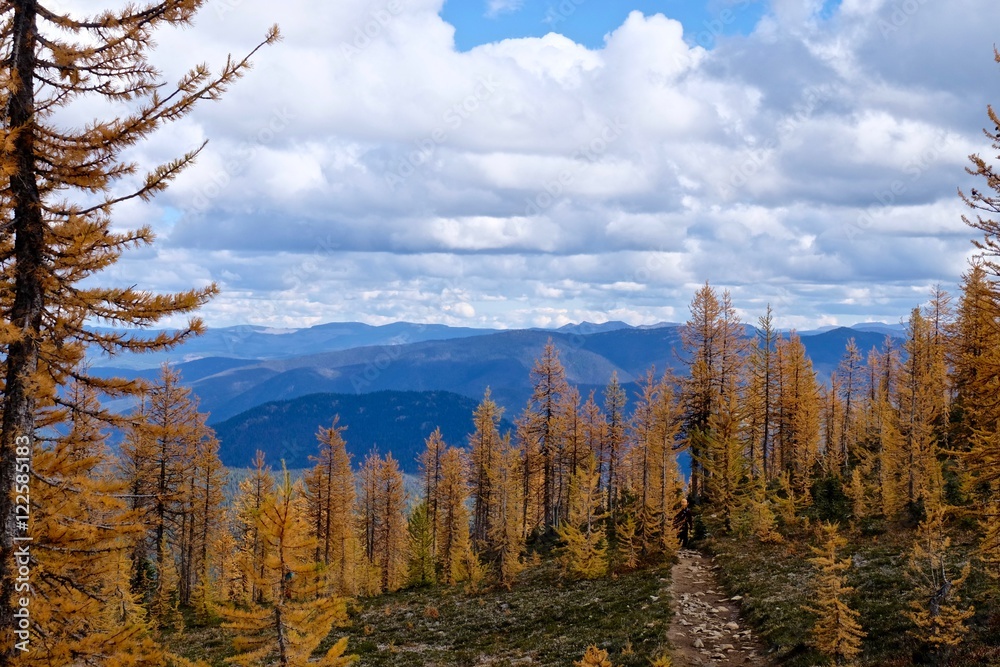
628, 368, 682, 555
821, 376, 845, 477
745, 305, 780, 478
703, 391, 749, 533
303, 417, 357, 595
18, 380, 164, 664
0, 2, 277, 654
836, 339, 865, 477
959, 47, 1000, 276
951, 75, 1000, 528
898, 308, 945, 517
737, 473, 782, 543
950, 265, 1000, 565
438, 446, 471, 584
528, 339, 570, 529
905, 508, 974, 665
557, 455, 608, 580
229, 451, 275, 605
627, 368, 658, 528
859, 342, 907, 519
418, 427, 446, 566
952, 50, 1000, 641
581, 390, 607, 498
807, 522, 865, 666
574, 645, 613, 667
515, 403, 545, 538
219, 469, 355, 667
186, 432, 228, 621
603, 371, 627, 514
776, 333, 821, 497
922, 287, 953, 456
357, 450, 408, 594
680, 282, 747, 502
491, 433, 526, 587
468, 389, 504, 549
949, 264, 1000, 457
558, 386, 585, 518
119, 364, 217, 622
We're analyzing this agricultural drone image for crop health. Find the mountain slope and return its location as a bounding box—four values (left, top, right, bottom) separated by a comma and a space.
795, 327, 897, 378
212, 390, 511, 472
188, 329, 626, 422
93, 323, 902, 426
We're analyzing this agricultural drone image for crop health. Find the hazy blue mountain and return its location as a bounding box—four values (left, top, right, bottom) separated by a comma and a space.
848, 321, 907, 335
576, 327, 685, 377
205, 329, 624, 422
88, 321, 907, 470
793, 325, 839, 336
211, 390, 510, 472
87, 321, 501, 369
553, 321, 634, 335
795, 327, 899, 378
91, 322, 903, 426
796, 321, 907, 337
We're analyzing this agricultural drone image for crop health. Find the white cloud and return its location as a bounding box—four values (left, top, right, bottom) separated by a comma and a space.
80, 0, 1000, 331
485, 0, 523, 19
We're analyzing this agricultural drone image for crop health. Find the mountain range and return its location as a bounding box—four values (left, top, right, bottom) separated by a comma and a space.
90, 320, 906, 469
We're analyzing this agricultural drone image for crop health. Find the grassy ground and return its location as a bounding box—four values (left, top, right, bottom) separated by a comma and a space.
703, 523, 1000, 666
166, 560, 675, 667
344, 561, 674, 667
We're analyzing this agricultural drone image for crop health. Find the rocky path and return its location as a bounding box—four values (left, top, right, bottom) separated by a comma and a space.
666, 550, 774, 667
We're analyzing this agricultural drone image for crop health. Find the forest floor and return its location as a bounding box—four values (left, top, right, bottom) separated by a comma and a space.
345, 560, 675, 666
703, 527, 1000, 667
666, 549, 774, 667
168, 559, 678, 667
168, 529, 1000, 667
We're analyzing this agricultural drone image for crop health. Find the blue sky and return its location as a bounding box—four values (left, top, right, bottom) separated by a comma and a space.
441, 1, 768, 51
97, 0, 1000, 330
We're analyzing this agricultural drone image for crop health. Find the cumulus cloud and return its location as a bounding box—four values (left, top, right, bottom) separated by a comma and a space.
80, 0, 1000, 330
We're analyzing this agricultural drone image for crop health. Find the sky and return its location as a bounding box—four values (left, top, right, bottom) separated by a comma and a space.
86, 0, 1000, 330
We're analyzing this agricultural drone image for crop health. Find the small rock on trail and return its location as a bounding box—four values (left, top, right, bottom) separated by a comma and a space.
666, 549, 774, 667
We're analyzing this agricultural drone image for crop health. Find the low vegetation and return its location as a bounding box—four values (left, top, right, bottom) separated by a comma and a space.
166, 560, 674, 667
704, 519, 1000, 666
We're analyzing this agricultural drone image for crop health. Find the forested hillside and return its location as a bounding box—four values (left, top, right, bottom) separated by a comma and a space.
25, 264, 1000, 666
91, 323, 896, 431
211, 390, 514, 471
4, 1, 1000, 666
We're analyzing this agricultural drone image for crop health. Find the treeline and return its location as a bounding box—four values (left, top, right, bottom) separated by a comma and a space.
21, 253, 1000, 665
311, 344, 688, 596
3, 0, 999, 659
666, 267, 1000, 664
21, 335, 690, 665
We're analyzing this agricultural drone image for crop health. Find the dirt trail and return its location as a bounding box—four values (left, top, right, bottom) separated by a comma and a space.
666, 549, 774, 667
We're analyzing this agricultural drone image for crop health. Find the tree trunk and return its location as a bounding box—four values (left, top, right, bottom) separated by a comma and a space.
1, 2, 42, 663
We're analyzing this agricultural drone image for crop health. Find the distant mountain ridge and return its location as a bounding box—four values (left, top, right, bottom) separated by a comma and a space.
89, 319, 905, 370
88, 320, 906, 468
87, 321, 503, 369
793, 321, 906, 336
93, 322, 902, 420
